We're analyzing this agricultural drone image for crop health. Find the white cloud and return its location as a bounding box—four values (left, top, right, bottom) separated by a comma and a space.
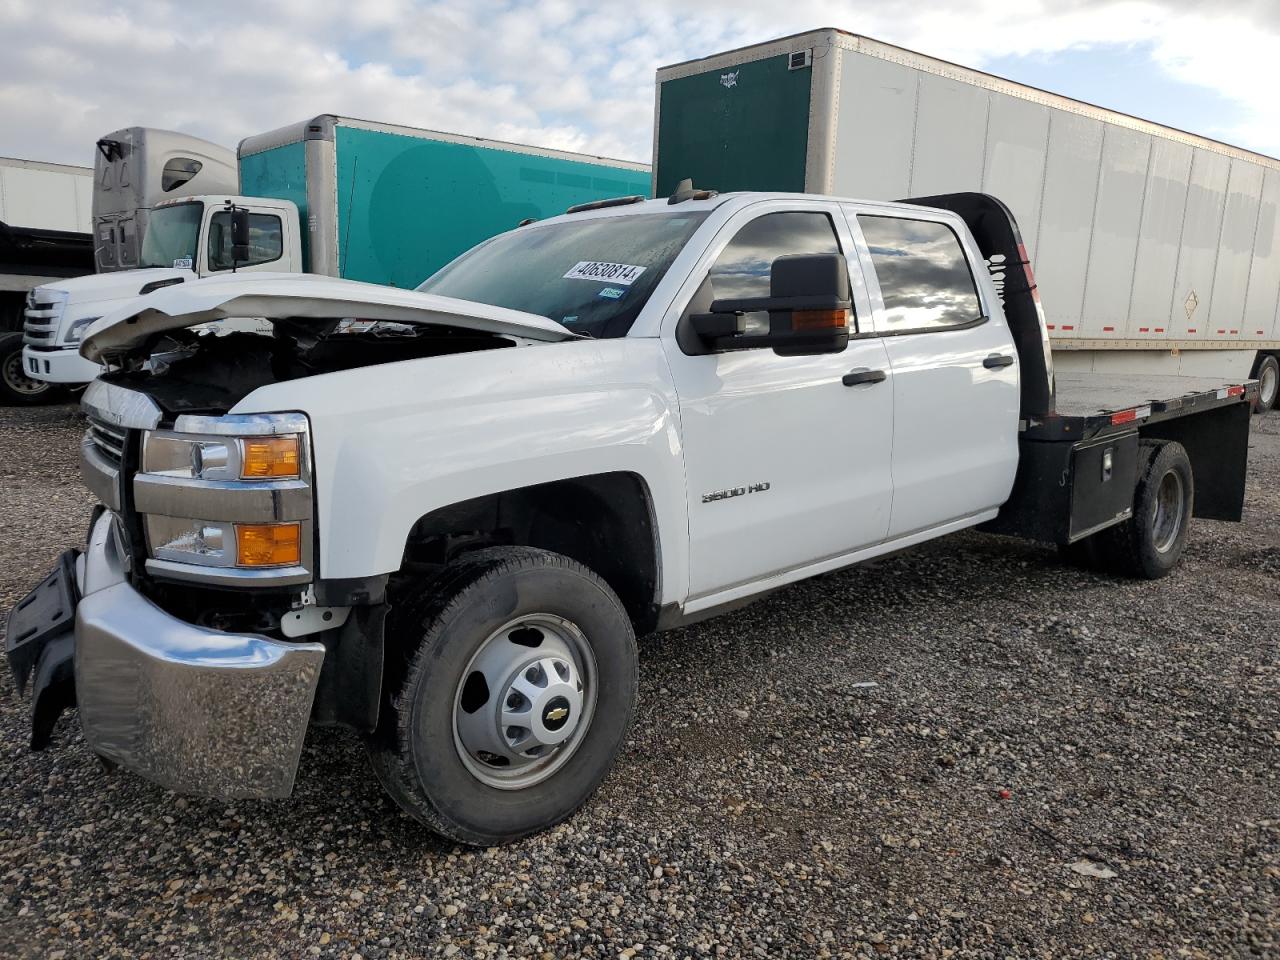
0, 0, 1278, 171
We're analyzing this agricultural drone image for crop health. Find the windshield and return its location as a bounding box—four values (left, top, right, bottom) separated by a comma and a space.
138, 203, 203, 269
417, 211, 708, 339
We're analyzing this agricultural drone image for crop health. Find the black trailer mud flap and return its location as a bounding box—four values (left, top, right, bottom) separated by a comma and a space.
4, 549, 79, 749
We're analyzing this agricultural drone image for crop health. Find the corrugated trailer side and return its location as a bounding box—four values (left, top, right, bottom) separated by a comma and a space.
655, 29, 1280, 402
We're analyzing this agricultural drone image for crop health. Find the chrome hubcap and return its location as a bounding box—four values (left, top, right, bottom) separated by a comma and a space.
2, 351, 48, 396
453, 614, 596, 790
1152, 469, 1185, 554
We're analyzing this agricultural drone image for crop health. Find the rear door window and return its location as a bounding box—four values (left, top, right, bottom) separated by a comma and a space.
857, 216, 982, 332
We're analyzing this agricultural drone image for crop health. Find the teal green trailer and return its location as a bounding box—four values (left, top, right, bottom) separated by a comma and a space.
238, 115, 650, 288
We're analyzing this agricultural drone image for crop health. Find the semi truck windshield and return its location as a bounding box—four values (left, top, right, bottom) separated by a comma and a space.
138, 203, 203, 269
418, 212, 708, 339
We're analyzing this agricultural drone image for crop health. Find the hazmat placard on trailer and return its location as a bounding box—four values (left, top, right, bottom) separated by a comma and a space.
563, 261, 646, 285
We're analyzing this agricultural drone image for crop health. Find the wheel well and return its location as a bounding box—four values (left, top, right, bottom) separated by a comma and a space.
402, 472, 661, 634
1140, 401, 1251, 522
1249, 350, 1278, 377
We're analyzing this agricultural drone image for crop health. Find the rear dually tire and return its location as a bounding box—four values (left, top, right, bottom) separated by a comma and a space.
1102, 439, 1194, 579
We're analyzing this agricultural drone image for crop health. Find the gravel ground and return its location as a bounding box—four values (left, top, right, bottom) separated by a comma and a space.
0, 402, 1276, 960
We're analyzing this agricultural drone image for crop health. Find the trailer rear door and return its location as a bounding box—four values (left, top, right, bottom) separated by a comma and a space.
655, 53, 811, 197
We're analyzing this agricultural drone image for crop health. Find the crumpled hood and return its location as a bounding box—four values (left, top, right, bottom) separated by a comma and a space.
80, 272, 576, 363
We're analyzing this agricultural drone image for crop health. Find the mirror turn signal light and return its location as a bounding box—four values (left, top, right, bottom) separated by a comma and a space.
236, 522, 302, 567
792, 308, 849, 331
240, 436, 301, 479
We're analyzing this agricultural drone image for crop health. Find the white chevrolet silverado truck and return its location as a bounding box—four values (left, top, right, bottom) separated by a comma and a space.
5, 187, 1256, 845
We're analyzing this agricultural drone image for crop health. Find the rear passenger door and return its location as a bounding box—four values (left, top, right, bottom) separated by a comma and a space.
845, 209, 1020, 539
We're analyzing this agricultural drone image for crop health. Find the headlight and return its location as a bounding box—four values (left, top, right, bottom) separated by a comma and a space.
142, 432, 302, 481
135, 413, 313, 585
64, 316, 100, 344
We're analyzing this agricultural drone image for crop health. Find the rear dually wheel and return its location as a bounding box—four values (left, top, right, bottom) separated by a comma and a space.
1102, 439, 1194, 579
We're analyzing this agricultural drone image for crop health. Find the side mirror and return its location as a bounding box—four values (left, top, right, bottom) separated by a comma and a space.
230, 207, 252, 265
690, 253, 851, 355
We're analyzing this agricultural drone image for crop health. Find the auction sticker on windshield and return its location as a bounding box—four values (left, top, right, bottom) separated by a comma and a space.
563, 261, 647, 286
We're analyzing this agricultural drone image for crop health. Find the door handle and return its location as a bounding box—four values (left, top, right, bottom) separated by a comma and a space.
842, 368, 887, 387
983, 353, 1015, 369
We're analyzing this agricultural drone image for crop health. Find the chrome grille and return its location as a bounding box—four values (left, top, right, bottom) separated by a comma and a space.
23, 293, 65, 347
86, 416, 129, 467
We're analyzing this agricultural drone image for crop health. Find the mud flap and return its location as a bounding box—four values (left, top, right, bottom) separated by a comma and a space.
4, 549, 79, 749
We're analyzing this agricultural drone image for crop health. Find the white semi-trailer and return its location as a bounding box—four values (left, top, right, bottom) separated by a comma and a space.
0, 156, 93, 403
654, 28, 1280, 409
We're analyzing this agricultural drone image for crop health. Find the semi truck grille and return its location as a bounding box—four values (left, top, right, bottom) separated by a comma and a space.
23, 295, 65, 347
86, 416, 129, 467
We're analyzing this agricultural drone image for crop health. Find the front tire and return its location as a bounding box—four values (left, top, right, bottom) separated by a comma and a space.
1102, 440, 1194, 579
366, 547, 638, 845
0, 332, 54, 406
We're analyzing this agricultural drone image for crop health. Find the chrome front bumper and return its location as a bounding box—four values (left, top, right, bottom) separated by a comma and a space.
74, 511, 325, 799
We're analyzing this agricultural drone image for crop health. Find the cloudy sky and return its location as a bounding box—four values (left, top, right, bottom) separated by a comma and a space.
2, 0, 1279, 168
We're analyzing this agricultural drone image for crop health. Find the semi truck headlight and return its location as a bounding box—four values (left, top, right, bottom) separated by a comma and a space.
64, 316, 100, 343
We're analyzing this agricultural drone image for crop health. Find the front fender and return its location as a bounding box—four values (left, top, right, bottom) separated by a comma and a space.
232, 339, 688, 607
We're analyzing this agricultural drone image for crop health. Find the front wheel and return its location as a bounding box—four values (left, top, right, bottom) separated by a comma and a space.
366, 547, 638, 845
0, 332, 53, 406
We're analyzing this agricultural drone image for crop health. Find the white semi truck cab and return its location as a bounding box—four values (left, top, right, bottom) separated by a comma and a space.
5, 188, 1257, 846
22, 195, 299, 384
21, 114, 651, 391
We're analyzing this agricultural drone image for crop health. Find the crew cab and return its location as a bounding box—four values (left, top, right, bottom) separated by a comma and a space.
5, 188, 1256, 845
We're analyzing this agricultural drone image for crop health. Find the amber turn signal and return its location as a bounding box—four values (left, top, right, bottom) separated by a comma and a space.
791, 308, 849, 332
240, 436, 301, 479
236, 522, 302, 567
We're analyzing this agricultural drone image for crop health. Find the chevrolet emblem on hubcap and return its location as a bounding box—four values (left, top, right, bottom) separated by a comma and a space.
542, 696, 572, 731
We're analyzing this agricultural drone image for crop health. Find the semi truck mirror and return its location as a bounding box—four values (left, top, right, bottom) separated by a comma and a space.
231, 207, 252, 265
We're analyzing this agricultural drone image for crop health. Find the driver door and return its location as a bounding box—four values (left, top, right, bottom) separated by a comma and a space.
662, 201, 895, 602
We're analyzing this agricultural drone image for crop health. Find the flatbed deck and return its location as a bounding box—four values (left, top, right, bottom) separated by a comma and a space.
1024, 373, 1258, 441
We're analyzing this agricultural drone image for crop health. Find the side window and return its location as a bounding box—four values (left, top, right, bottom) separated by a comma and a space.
207, 212, 284, 271
708, 211, 843, 335
857, 216, 982, 332
162, 157, 204, 192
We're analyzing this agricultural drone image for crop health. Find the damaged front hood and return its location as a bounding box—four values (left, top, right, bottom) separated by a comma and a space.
81, 272, 576, 363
